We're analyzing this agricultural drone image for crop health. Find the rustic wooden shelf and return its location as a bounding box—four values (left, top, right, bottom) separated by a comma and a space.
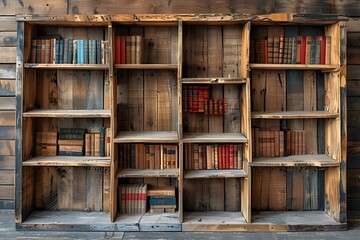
117, 168, 179, 178
182, 77, 248, 84
114, 212, 181, 231
22, 156, 111, 167
114, 131, 179, 143
251, 211, 346, 231
183, 133, 248, 143
251, 154, 339, 167
24, 63, 109, 70
114, 64, 178, 69
251, 111, 339, 119
249, 63, 339, 72
184, 169, 247, 179
182, 211, 246, 231
23, 109, 111, 118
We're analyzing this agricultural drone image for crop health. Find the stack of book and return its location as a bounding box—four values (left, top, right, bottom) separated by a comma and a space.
252, 128, 306, 158
58, 128, 85, 156
36, 131, 57, 156
184, 143, 243, 170
251, 35, 331, 65
182, 85, 228, 115
118, 144, 178, 169
119, 184, 147, 214
31, 37, 110, 64
115, 35, 144, 64
147, 187, 176, 213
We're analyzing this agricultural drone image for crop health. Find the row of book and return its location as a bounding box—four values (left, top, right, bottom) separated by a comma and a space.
148, 187, 176, 213
120, 184, 147, 214
31, 37, 110, 64
251, 35, 331, 65
252, 128, 306, 158
119, 185, 177, 214
118, 144, 178, 169
184, 143, 243, 170
115, 35, 144, 64
182, 85, 228, 115
35, 127, 110, 157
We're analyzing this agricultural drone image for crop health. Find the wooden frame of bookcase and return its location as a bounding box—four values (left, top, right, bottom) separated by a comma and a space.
15, 13, 347, 232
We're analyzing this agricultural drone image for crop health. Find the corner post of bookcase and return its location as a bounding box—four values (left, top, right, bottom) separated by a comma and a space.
339, 20, 347, 224
108, 20, 118, 223
15, 19, 24, 224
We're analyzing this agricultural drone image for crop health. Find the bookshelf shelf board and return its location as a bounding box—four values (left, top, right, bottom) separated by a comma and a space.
22, 156, 111, 167
251, 211, 346, 230
183, 133, 248, 143
251, 111, 338, 119
182, 77, 248, 84
23, 109, 111, 118
18, 211, 113, 231
24, 63, 109, 70
114, 212, 181, 232
114, 131, 179, 143
184, 169, 247, 179
117, 168, 179, 178
249, 63, 339, 72
251, 154, 339, 167
114, 64, 178, 70
182, 211, 246, 231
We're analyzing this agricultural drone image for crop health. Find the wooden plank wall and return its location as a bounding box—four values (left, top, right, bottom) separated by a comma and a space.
0, 0, 359, 210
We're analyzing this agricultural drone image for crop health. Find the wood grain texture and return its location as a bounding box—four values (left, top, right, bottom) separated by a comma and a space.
0, 1, 68, 15
68, 0, 275, 14
0, 47, 16, 63
0, 185, 14, 199
0, 32, 16, 47
0, 64, 16, 79
0, 80, 16, 96
0, 16, 16, 31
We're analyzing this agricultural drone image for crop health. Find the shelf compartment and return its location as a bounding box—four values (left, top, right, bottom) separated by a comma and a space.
251, 211, 346, 231
18, 211, 113, 231
115, 212, 181, 232
114, 131, 179, 143
183, 133, 247, 143
114, 64, 177, 69
22, 156, 111, 167
249, 63, 339, 72
24, 63, 109, 70
251, 111, 338, 119
182, 211, 246, 231
184, 169, 247, 179
117, 168, 179, 178
182, 77, 247, 84
23, 109, 111, 118
251, 154, 339, 167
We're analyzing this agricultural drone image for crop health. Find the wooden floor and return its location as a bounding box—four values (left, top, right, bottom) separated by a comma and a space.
1, 210, 360, 239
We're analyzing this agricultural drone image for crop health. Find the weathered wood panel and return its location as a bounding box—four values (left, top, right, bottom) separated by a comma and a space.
276, 0, 360, 16
0, 97, 15, 110
0, 1, 68, 15
0, 111, 15, 126
0, 80, 16, 96
0, 32, 16, 47
0, 186, 14, 199
0, 140, 15, 156
0, 16, 16, 31
0, 64, 16, 79
0, 47, 16, 63
68, 0, 275, 14
0, 156, 14, 169
0, 169, 14, 184
0, 126, 15, 140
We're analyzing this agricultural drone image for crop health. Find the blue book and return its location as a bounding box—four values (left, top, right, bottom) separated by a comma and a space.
96, 40, 101, 64
59, 39, 64, 64
100, 127, 105, 157
149, 196, 176, 206
55, 39, 60, 64
58, 151, 84, 156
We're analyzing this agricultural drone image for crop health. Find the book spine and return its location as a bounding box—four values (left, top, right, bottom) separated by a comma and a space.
63, 38, 68, 64
96, 39, 101, 64
59, 39, 64, 64
58, 151, 84, 156
135, 35, 144, 64
58, 133, 84, 140
100, 127, 105, 157
31, 39, 37, 63
120, 36, 126, 64
149, 197, 176, 206
115, 36, 121, 64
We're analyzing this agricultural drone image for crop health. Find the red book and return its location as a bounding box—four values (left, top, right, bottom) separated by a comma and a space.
229, 144, 234, 169
222, 145, 226, 169
217, 145, 222, 169
115, 36, 121, 64
321, 35, 326, 64
120, 36, 126, 64
300, 36, 307, 64
225, 145, 229, 169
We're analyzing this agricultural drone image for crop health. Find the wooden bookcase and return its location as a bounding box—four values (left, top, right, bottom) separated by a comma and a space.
15, 13, 347, 232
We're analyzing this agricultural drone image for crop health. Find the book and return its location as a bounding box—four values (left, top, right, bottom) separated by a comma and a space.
59, 128, 85, 134
147, 187, 176, 196
100, 127, 105, 157
58, 139, 84, 146
58, 133, 84, 140
149, 196, 176, 206
115, 36, 121, 64
58, 145, 83, 152
58, 151, 84, 156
